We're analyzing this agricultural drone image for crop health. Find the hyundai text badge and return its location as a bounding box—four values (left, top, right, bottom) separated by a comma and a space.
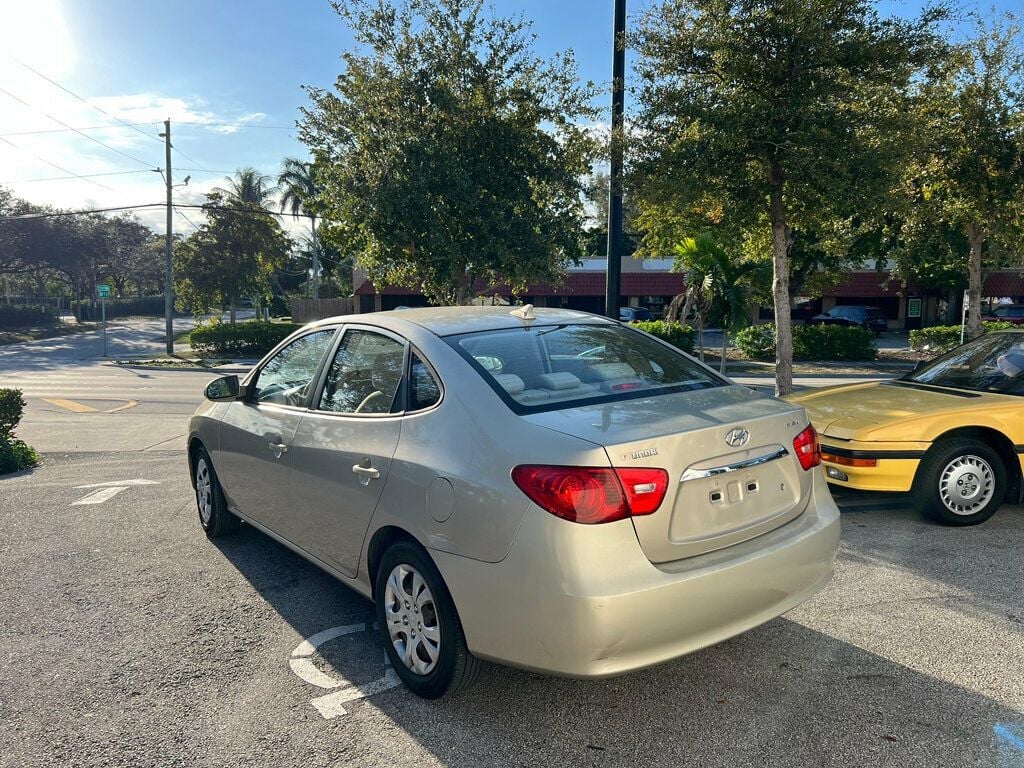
725, 428, 750, 448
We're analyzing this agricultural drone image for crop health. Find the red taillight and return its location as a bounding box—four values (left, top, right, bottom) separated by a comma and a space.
793, 424, 821, 471
511, 465, 669, 524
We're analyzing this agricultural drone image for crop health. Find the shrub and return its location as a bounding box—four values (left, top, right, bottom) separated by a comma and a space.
909, 322, 1016, 355
632, 320, 695, 354
189, 319, 302, 356
735, 323, 877, 361
73, 296, 167, 321
0, 388, 38, 475
0, 304, 56, 328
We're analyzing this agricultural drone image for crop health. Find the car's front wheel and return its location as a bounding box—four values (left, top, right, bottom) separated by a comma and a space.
914, 438, 1006, 526
374, 540, 483, 698
193, 446, 240, 537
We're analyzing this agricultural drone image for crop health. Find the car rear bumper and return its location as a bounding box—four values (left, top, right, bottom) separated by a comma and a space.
432, 472, 840, 678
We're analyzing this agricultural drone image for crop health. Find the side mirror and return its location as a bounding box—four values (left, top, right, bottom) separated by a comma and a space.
205, 374, 242, 401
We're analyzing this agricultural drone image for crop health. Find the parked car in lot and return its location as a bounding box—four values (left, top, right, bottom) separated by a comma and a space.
787, 330, 1024, 526
619, 306, 655, 322
982, 304, 1024, 324
808, 305, 888, 333
189, 306, 840, 698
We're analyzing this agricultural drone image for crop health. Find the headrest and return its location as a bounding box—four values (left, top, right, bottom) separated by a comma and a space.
538, 372, 582, 390
494, 374, 525, 394
588, 362, 637, 381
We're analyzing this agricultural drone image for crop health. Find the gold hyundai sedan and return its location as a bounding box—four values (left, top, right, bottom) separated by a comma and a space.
188, 306, 840, 698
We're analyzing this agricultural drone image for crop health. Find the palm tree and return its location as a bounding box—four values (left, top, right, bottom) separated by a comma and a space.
217, 168, 278, 209
278, 158, 321, 298
673, 234, 768, 373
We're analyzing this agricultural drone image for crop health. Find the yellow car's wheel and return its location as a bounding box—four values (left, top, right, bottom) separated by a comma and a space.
914, 438, 1006, 526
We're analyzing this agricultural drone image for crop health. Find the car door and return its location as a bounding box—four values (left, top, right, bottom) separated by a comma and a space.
214, 327, 337, 530
285, 326, 409, 576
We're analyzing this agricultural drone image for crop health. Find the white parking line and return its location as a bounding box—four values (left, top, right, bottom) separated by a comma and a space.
72, 479, 160, 506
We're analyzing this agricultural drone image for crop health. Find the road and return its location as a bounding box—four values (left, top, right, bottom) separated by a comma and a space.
1, 323, 1022, 768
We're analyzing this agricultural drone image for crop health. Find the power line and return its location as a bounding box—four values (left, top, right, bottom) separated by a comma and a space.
0, 123, 159, 138
0, 203, 166, 221
175, 168, 237, 175
13, 58, 165, 147
0, 169, 154, 184
0, 85, 156, 169
172, 122, 296, 130
170, 144, 211, 173
0, 137, 116, 192
173, 206, 201, 231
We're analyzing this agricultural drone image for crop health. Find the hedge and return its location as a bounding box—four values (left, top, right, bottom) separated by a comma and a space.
734, 323, 877, 361
909, 322, 1015, 355
189, 319, 302, 356
632, 320, 695, 354
0, 304, 57, 328
73, 296, 167, 321
0, 388, 39, 475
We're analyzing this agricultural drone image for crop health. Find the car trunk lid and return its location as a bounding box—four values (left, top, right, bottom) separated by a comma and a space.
523, 385, 814, 562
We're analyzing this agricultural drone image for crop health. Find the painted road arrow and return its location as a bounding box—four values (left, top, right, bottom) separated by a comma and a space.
72, 479, 160, 505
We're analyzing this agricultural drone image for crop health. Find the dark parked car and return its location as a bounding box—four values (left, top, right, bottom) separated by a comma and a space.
808, 305, 887, 334
981, 305, 1024, 325
619, 307, 655, 322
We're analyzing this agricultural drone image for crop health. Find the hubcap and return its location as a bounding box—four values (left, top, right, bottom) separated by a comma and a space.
383, 564, 441, 676
939, 455, 995, 516
196, 459, 213, 525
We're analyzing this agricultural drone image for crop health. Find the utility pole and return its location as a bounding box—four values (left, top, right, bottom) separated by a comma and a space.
605, 0, 626, 320
160, 118, 174, 354
311, 216, 320, 300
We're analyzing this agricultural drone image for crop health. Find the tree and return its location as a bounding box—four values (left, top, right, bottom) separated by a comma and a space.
216, 168, 278, 208
278, 158, 323, 298
903, 17, 1024, 339
673, 234, 768, 372
174, 188, 291, 320
299, 0, 598, 305
632, 0, 946, 395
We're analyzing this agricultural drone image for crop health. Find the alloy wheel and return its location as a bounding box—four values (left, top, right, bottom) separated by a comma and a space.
196, 458, 213, 526
383, 563, 441, 676
939, 455, 995, 516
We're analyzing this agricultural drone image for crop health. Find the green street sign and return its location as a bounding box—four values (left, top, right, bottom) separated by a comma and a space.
97, 284, 111, 299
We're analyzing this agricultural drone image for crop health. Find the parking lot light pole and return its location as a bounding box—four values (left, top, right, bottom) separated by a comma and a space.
159, 119, 174, 355
605, 0, 626, 320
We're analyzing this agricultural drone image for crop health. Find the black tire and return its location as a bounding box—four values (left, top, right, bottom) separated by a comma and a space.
374, 540, 483, 699
193, 446, 240, 538
913, 438, 1006, 526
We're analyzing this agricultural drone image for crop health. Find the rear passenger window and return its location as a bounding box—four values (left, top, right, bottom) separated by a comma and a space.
409, 352, 442, 411
319, 330, 406, 415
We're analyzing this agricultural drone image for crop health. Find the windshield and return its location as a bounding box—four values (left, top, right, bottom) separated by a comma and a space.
448, 323, 725, 413
905, 332, 1024, 395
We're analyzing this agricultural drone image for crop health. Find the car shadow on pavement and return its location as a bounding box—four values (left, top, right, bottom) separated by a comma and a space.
212, 523, 1022, 768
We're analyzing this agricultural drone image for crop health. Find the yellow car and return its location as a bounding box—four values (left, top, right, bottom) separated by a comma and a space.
786, 330, 1024, 525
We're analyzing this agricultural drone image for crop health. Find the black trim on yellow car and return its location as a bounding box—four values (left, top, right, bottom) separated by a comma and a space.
820, 445, 926, 460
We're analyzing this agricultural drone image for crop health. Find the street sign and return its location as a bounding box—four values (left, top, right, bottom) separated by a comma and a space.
908, 298, 922, 318
97, 284, 111, 299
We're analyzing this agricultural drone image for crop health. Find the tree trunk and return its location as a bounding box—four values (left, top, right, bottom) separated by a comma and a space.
966, 223, 984, 340
664, 292, 686, 323
719, 329, 728, 374
310, 215, 319, 300
229, 302, 236, 324
768, 172, 793, 397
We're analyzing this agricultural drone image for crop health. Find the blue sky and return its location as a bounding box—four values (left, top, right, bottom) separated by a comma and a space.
0, 0, 1018, 236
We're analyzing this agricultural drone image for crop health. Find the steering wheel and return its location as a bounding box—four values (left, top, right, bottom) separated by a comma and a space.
355, 390, 385, 414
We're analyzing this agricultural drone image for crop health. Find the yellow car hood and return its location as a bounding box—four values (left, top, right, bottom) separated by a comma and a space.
786, 380, 981, 440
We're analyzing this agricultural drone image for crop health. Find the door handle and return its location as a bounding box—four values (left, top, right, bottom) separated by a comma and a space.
352, 464, 381, 479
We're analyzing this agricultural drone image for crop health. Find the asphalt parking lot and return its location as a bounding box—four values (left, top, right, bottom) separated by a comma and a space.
1, 324, 1022, 767
2, 447, 1022, 768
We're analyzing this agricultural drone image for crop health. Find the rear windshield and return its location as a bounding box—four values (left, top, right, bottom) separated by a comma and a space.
448, 323, 725, 413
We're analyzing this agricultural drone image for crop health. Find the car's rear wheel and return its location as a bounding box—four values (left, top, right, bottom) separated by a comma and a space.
193, 447, 239, 537
374, 540, 483, 699
914, 438, 1006, 526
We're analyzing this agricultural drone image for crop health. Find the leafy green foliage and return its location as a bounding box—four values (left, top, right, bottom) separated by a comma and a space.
632, 320, 695, 354
672, 234, 768, 331
0, 388, 37, 475
0, 304, 57, 328
174, 178, 291, 316
189, 320, 302, 356
632, 0, 946, 393
299, 0, 598, 305
909, 322, 1016, 355
735, 324, 877, 361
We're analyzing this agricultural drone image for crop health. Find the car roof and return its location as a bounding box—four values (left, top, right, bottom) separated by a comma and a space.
310, 305, 616, 337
